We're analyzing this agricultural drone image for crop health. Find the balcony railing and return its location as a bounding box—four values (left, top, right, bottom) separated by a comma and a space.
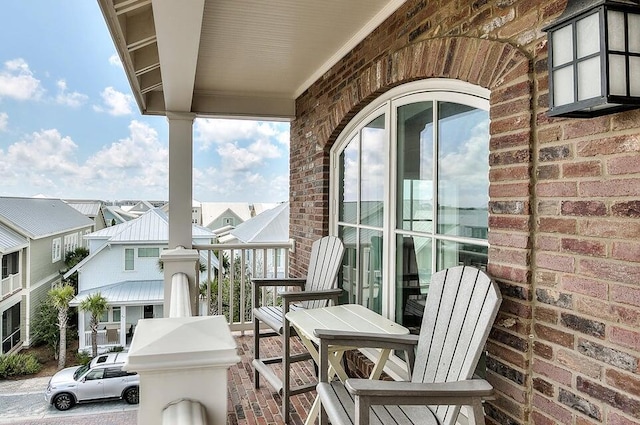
1, 272, 21, 298
193, 241, 294, 332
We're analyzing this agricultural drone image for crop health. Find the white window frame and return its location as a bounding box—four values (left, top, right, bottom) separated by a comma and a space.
330, 79, 490, 319
124, 248, 135, 271
330, 79, 491, 379
52, 238, 62, 263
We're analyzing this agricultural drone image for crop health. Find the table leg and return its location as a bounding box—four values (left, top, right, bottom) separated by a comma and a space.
368, 348, 391, 380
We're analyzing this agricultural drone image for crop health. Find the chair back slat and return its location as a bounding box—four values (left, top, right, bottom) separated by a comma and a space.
412, 266, 502, 425
302, 236, 345, 309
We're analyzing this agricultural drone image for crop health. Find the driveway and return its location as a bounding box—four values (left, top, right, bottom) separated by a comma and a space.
0, 376, 137, 424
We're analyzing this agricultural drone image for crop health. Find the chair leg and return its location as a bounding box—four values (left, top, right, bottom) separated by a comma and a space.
254, 316, 261, 389
282, 318, 291, 423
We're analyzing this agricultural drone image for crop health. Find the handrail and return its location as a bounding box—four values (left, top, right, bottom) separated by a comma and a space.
194, 240, 294, 332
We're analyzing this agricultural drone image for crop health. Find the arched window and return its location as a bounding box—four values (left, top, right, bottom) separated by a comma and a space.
330, 80, 490, 332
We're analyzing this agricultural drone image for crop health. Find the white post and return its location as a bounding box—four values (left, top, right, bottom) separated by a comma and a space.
120, 306, 127, 347
167, 112, 195, 250
78, 311, 86, 352
161, 247, 199, 317
125, 316, 240, 425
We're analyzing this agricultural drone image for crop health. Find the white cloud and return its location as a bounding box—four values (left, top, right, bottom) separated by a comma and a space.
0, 121, 168, 200
193, 165, 288, 203
55, 79, 88, 107
0, 112, 7, 131
93, 86, 134, 116
194, 118, 289, 151
0, 58, 44, 101
108, 54, 122, 67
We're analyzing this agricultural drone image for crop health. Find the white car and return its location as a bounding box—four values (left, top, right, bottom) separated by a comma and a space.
45, 352, 139, 411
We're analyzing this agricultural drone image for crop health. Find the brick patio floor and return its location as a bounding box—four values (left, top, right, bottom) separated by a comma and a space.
228, 333, 317, 425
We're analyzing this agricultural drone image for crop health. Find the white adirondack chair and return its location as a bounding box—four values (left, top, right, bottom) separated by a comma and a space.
316, 265, 502, 425
252, 235, 345, 422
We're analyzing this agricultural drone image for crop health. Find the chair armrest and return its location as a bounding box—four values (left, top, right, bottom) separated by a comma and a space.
314, 329, 418, 351
345, 378, 494, 401
315, 329, 418, 382
280, 288, 343, 302
251, 277, 306, 288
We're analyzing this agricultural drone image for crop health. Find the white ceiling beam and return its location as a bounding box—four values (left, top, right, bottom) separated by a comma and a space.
151, 0, 205, 112
191, 93, 295, 121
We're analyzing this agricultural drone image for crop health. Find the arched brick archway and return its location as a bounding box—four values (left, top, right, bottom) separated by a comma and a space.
291, 35, 534, 424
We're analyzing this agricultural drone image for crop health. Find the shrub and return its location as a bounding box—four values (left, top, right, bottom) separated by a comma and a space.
75, 351, 91, 366
0, 353, 42, 378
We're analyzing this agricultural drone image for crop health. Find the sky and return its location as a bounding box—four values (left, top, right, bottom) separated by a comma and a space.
0, 1, 290, 203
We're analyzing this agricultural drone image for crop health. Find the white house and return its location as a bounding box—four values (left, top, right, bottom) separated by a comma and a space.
0, 197, 94, 353
66, 208, 218, 353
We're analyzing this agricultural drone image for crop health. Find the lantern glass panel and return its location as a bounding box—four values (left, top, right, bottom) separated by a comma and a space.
577, 13, 600, 58
578, 57, 602, 100
554, 65, 575, 105
553, 25, 574, 66
609, 54, 627, 95
608, 11, 626, 51
630, 56, 640, 96
629, 13, 640, 53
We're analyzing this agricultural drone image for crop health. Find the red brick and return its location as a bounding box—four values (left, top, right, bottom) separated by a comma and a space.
608, 155, 640, 175
561, 201, 607, 217
535, 235, 560, 251
532, 394, 573, 423
606, 369, 640, 397
536, 252, 574, 272
610, 327, 640, 351
611, 284, 640, 308
580, 178, 640, 197
489, 164, 530, 181
561, 238, 606, 257
561, 276, 608, 299
609, 412, 640, 425
577, 134, 640, 156
535, 323, 575, 348
563, 160, 602, 178
537, 181, 578, 197
579, 219, 640, 239
489, 181, 530, 197
538, 217, 577, 234
557, 349, 601, 379
581, 258, 640, 286
564, 116, 610, 139
489, 232, 530, 249
612, 241, 640, 263
489, 215, 530, 232
534, 306, 558, 324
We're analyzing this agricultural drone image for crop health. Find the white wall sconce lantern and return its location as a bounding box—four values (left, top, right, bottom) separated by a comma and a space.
544, 0, 640, 117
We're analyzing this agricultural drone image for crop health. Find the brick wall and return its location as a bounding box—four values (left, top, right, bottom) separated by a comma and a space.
289, 1, 640, 424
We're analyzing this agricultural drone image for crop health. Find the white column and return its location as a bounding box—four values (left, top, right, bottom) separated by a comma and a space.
167, 112, 195, 250
120, 306, 127, 347
78, 311, 86, 351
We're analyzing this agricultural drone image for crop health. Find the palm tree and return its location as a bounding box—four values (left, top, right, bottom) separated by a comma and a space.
79, 293, 109, 357
49, 284, 75, 370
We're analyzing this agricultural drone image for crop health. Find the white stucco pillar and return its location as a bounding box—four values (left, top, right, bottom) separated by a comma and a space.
125, 315, 239, 425
167, 112, 195, 250
120, 306, 127, 347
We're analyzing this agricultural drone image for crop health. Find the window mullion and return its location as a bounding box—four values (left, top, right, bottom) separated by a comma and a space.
432, 101, 439, 273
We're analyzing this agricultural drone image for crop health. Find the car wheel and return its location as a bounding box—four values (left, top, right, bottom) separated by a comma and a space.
53, 393, 75, 411
123, 386, 139, 404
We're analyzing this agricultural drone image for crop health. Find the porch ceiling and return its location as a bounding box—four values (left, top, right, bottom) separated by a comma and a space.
98, 0, 407, 120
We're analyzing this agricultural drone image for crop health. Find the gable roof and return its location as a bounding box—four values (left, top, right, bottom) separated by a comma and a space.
0, 197, 93, 239
0, 224, 28, 254
201, 202, 252, 227
230, 202, 289, 243
65, 200, 104, 217
64, 208, 218, 278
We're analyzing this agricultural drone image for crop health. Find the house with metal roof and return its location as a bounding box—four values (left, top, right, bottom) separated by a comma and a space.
65, 199, 108, 231
65, 208, 218, 353
0, 197, 94, 354
201, 202, 252, 230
